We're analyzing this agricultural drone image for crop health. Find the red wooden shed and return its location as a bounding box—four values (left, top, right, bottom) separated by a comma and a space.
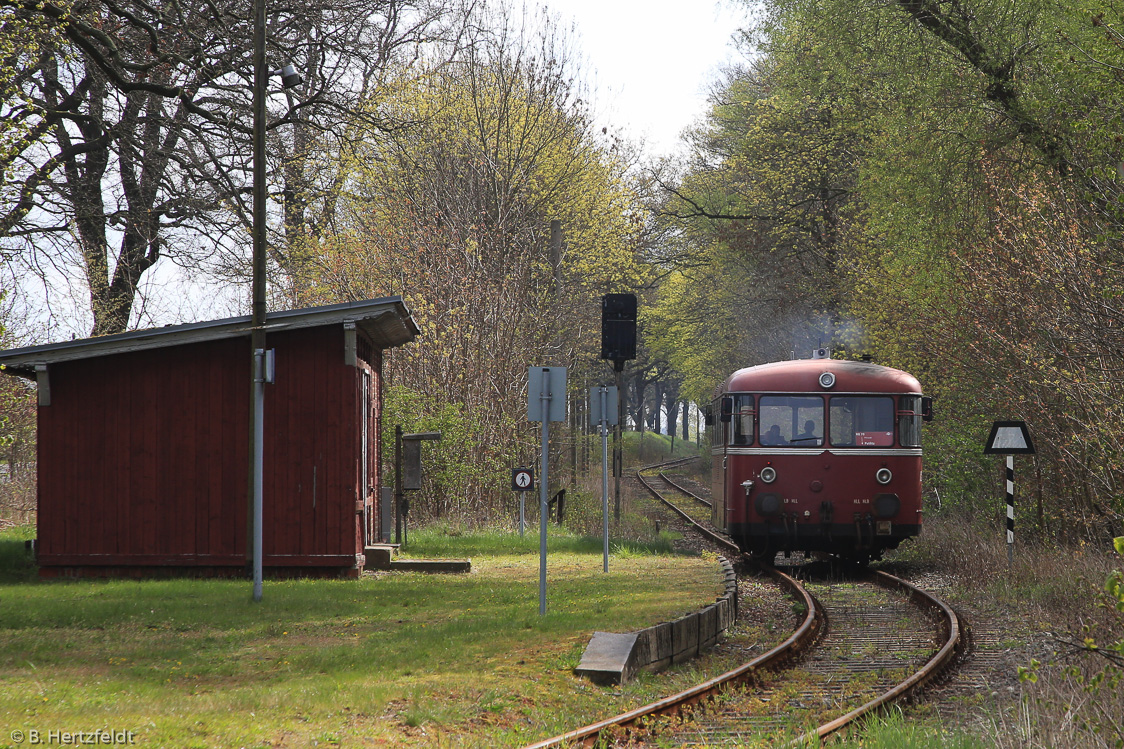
0, 297, 418, 578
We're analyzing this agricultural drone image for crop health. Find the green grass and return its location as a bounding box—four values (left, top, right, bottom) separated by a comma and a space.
826, 709, 990, 748
0, 525, 722, 748
0, 523, 35, 584
400, 523, 675, 559
620, 429, 705, 464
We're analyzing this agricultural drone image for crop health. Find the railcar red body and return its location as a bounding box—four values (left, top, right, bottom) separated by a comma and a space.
710, 357, 930, 562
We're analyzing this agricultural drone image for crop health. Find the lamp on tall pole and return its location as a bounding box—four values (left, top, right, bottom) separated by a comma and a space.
250, 0, 300, 602
249, 0, 268, 604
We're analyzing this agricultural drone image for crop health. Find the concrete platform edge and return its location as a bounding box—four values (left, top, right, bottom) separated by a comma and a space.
574, 556, 739, 685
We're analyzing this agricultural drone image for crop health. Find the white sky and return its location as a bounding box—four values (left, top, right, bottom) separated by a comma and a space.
548, 0, 749, 156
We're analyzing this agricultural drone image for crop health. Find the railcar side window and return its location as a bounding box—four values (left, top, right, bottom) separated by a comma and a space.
758, 396, 824, 447
829, 396, 895, 447
710, 400, 724, 447
730, 394, 755, 445
899, 395, 923, 447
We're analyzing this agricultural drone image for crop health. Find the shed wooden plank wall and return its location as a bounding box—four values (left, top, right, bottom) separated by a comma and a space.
262, 326, 361, 566
35, 326, 381, 575
38, 338, 249, 567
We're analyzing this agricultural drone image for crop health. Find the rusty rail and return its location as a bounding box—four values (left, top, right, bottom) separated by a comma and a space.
792, 567, 963, 744
520, 463, 822, 749
656, 470, 712, 508
635, 466, 734, 554
521, 564, 820, 749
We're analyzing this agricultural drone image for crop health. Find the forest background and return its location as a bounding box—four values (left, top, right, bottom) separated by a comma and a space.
1, 0, 1123, 549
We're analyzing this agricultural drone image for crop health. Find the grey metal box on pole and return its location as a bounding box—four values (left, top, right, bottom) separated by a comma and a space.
403, 439, 422, 491
528, 367, 568, 422
590, 386, 619, 425
380, 487, 393, 543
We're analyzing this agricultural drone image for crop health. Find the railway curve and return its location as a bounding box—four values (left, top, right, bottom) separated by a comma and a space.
521, 459, 963, 748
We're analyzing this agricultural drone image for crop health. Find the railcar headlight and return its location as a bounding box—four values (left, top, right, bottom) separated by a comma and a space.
818, 372, 836, 389
875, 467, 893, 485
759, 466, 777, 484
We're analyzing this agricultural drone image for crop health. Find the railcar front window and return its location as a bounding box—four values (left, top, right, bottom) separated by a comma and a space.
829, 396, 895, 447
899, 395, 922, 447
758, 396, 824, 447
731, 394, 755, 445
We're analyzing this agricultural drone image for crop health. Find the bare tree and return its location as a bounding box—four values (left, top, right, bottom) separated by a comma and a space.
311, 7, 649, 516
0, 0, 468, 335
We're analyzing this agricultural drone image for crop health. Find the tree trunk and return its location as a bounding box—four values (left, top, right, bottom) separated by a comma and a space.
667, 398, 680, 437
647, 382, 661, 432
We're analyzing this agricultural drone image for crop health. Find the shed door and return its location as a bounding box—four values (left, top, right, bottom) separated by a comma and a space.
361, 369, 374, 546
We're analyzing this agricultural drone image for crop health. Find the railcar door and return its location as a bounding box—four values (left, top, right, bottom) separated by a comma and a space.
727, 394, 757, 532
710, 398, 727, 531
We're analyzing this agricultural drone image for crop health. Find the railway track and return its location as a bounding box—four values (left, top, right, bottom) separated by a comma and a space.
522, 460, 963, 748
637, 460, 728, 552
657, 473, 711, 506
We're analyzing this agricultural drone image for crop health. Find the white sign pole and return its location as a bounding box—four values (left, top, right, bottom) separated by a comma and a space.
600, 386, 610, 573
539, 378, 550, 616
529, 367, 566, 616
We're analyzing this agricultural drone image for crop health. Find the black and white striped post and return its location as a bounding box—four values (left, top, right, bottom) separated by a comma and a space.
984, 421, 1036, 568
1005, 456, 1015, 565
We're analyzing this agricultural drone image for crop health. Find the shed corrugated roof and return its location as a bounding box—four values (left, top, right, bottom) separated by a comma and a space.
0, 296, 419, 377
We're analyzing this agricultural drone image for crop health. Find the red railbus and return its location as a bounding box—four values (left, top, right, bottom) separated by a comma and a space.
710, 355, 932, 562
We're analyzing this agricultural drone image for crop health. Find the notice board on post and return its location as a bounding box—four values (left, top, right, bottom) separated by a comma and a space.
527, 367, 567, 422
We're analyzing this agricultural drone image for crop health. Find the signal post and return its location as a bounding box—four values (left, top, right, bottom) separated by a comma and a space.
600, 294, 637, 521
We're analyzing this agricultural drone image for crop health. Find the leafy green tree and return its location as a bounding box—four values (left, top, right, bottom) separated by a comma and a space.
311, 11, 649, 518
0, 299, 36, 524
688, 0, 1124, 529
647, 30, 875, 403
